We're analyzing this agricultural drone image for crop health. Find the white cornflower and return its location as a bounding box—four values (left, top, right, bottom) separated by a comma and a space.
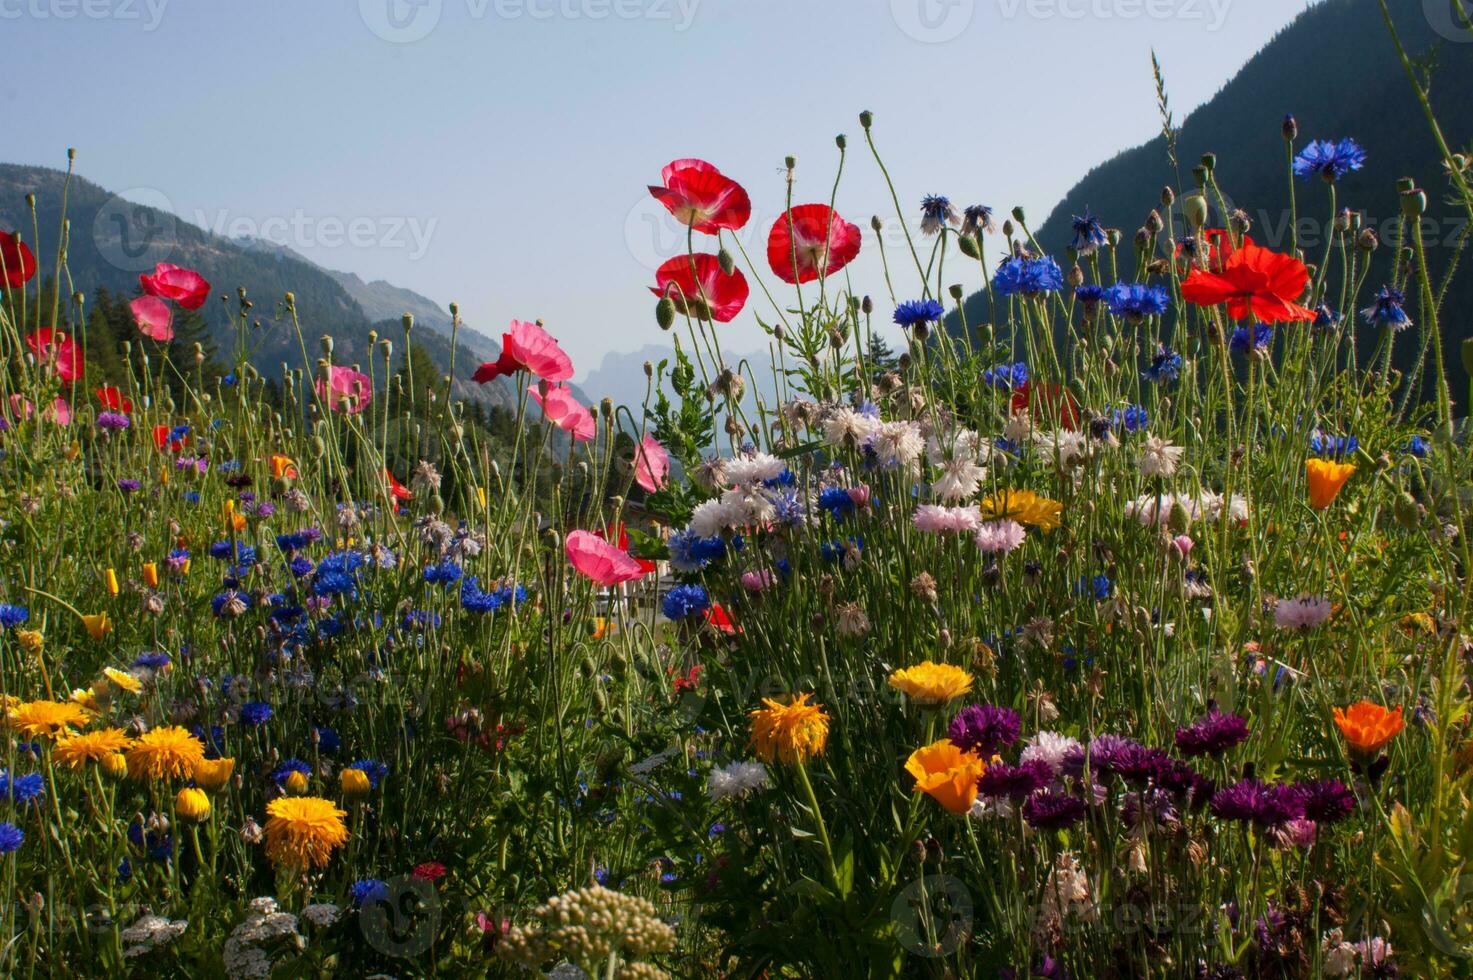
725, 452, 786, 488
1019, 731, 1081, 778
871, 421, 925, 472
688, 499, 729, 538
822, 407, 878, 450
930, 457, 985, 502
1273, 595, 1332, 629
707, 761, 769, 801
1003, 411, 1034, 444
1033, 429, 1090, 469
1138, 434, 1184, 478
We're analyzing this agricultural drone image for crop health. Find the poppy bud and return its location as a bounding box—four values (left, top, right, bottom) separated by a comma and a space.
1230, 210, 1252, 235
957, 234, 980, 259
859, 110, 873, 129
835, 133, 846, 150
1145, 210, 1163, 234
1394, 492, 1422, 530
717, 248, 735, 275
1011, 206, 1026, 225
1400, 186, 1427, 219
643, 360, 653, 378
655, 297, 675, 330
861, 295, 873, 315
948, 283, 963, 301
1067, 264, 1085, 288
1281, 114, 1298, 141
402, 313, 414, 333
1200, 152, 1216, 171
104, 568, 119, 597
870, 215, 883, 233
1191, 165, 1207, 189
142, 563, 159, 589
449, 301, 458, 318
1161, 186, 1175, 208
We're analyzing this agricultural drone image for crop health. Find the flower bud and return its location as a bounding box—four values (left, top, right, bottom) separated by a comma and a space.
859, 110, 873, 129
1200, 152, 1216, 171
835, 133, 846, 150
861, 295, 873, 315
176, 787, 211, 822
655, 297, 675, 330
1400, 186, 1427, 219
1161, 186, 1175, 208
1282, 114, 1298, 141
1145, 210, 1163, 234
957, 234, 980, 259
718, 248, 735, 274
1011, 206, 1026, 225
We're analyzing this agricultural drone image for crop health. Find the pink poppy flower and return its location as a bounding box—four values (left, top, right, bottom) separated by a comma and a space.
45, 398, 71, 426
316, 365, 372, 413
529, 382, 595, 441
633, 434, 669, 492
25, 328, 82, 382
139, 262, 211, 310
473, 320, 575, 384
130, 295, 175, 342
565, 529, 646, 586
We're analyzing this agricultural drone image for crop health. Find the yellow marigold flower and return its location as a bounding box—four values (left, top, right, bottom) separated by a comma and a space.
81, 612, 112, 641
1333, 701, 1405, 759
748, 692, 830, 764
978, 489, 1064, 532
14, 629, 43, 656
905, 739, 987, 814
141, 562, 159, 589
71, 687, 101, 712
264, 796, 350, 869
192, 757, 235, 791
103, 667, 142, 695
54, 728, 133, 769
104, 568, 120, 597
176, 787, 211, 822
340, 767, 371, 798
888, 661, 974, 705
1306, 458, 1355, 510
101, 753, 129, 780
284, 770, 310, 795
126, 726, 206, 781
7, 699, 91, 739
221, 499, 247, 533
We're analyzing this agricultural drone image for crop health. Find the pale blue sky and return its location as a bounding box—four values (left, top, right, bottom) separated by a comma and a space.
2, 0, 1317, 377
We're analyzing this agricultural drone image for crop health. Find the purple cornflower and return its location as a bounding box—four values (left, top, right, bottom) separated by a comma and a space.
117, 479, 141, 493
1174, 705, 1250, 757
1296, 778, 1356, 824
948, 704, 1021, 756
976, 759, 1052, 800
96, 411, 131, 431
1210, 779, 1305, 828
1022, 791, 1086, 830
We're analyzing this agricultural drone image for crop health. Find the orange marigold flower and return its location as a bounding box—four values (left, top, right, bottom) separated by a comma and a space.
888, 661, 974, 705
126, 726, 206, 781
1306, 458, 1355, 510
1333, 701, 1405, 758
978, 489, 1063, 532
748, 692, 830, 764
192, 757, 236, 791
905, 739, 987, 814
7, 699, 91, 739
264, 796, 350, 869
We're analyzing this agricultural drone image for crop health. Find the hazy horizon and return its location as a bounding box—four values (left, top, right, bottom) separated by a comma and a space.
3, 0, 1320, 380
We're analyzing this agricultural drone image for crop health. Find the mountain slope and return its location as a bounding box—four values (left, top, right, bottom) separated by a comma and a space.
0, 164, 522, 409
958, 0, 1472, 382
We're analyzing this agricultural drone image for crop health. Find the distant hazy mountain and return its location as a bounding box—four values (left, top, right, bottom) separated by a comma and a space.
956, 0, 1472, 391
0, 163, 523, 409
580, 342, 783, 424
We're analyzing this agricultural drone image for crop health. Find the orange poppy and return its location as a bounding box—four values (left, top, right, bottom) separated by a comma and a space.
904, 739, 986, 815
1306, 458, 1355, 510
1333, 701, 1404, 758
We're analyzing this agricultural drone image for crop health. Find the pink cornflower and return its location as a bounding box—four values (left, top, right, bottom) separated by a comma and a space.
974, 519, 1026, 555
913, 504, 980, 534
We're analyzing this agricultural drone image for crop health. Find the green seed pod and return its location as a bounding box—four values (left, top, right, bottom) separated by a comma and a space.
1183, 194, 1209, 230
957, 234, 980, 259
655, 297, 675, 330
1393, 492, 1422, 530
1011, 206, 1026, 225
1200, 152, 1216, 171
1400, 187, 1427, 219
859, 110, 873, 129
718, 249, 735, 275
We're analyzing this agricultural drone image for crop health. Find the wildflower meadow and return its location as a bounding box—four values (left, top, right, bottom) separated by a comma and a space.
4, 12, 1473, 980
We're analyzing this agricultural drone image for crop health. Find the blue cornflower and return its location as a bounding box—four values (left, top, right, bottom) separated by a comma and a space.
289, 556, 314, 578
893, 299, 945, 329
1070, 208, 1108, 255
210, 590, 249, 617
1105, 283, 1169, 320
1077, 575, 1113, 600
668, 529, 725, 573
1294, 138, 1366, 182
239, 701, 273, 726
0, 822, 23, 854
423, 561, 462, 587
982, 361, 1028, 391
351, 879, 389, 907
1362, 286, 1411, 331
460, 577, 503, 614
662, 585, 711, 622
312, 569, 356, 598
1074, 284, 1106, 306
1407, 435, 1429, 458
313, 725, 341, 754
818, 486, 857, 521
1115, 405, 1148, 433
132, 652, 171, 671
0, 605, 29, 628
184, 491, 201, 504
1143, 347, 1182, 383
994, 256, 1064, 297
191, 725, 227, 758
762, 468, 796, 489
272, 759, 312, 787
1310, 432, 1359, 458
349, 759, 389, 789
961, 205, 995, 236
820, 536, 863, 563
1313, 304, 1341, 331
317, 550, 366, 575
919, 195, 958, 235
770, 488, 807, 528
223, 373, 238, 386
275, 532, 309, 553
0, 771, 44, 804
1229, 323, 1274, 354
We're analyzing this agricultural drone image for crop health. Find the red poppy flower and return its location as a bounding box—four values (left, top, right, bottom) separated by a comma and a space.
672, 663, 703, 692
411, 861, 447, 882
1, 231, 37, 288
25, 328, 82, 382
95, 385, 133, 414
1181, 240, 1315, 323
705, 603, 739, 634
595, 524, 657, 574
767, 204, 862, 284
152, 424, 189, 453
472, 320, 574, 384
650, 253, 748, 323
139, 262, 211, 310
384, 468, 414, 501
1176, 229, 1245, 273
1011, 381, 1079, 431
648, 159, 751, 234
